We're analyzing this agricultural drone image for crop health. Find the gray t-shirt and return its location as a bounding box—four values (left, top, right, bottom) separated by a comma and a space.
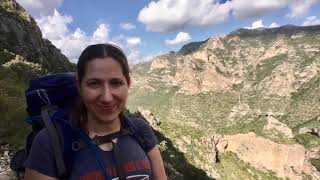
25, 118, 157, 180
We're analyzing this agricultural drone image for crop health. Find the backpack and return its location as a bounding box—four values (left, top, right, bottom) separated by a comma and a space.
10, 72, 150, 180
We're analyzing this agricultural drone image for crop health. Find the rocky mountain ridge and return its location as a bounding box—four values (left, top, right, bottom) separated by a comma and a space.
129, 24, 320, 179
0, 0, 75, 73
0, 0, 319, 179
0, 1, 75, 179
135, 25, 320, 97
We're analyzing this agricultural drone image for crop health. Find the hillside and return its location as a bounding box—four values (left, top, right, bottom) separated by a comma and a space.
0, 0, 319, 179
0, 1, 210, 179
129, 25, 320, 179
0, 0, 75, 148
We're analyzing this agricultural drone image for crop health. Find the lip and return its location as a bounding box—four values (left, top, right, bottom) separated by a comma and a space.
96, 104, 116, 113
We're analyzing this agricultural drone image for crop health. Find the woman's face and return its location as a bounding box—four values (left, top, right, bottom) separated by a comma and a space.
79, 57, 129, 124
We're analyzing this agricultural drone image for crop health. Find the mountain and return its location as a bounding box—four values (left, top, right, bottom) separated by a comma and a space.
0, 1, 209, 179
129, 25, 320, 179
0, 0, 76, 149
0, 0, 319, 179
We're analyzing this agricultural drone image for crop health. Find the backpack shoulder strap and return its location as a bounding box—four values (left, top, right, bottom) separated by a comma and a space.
41, 105, 68, 179
122, 116, 150, 153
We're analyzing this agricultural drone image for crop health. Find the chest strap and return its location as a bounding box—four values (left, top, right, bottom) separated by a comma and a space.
72, 128, 134, 180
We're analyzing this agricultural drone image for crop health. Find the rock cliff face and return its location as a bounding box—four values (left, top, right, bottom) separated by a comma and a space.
216, 132, 319, 180
0, 2, 76, 179
1, 0, 320, 179
137, 25, 320, 96
130, 25, 320, 179
0, 0, 75, 72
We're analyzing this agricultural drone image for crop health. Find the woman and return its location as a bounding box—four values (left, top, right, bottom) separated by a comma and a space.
24, 44, 167, 180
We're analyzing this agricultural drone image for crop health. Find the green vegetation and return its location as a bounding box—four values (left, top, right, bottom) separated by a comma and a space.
155, 131, 213, 180
310, 158, 320, 172
193, 59, 206, 72
294, 133, 320, 149
255, 54, 287, 83
217, 117, 266, 136
0, 67, 29, 148
216, 152, 280, 180
126, 110, 212, 179
0, 49, 15, 65
282, 76, 320, 128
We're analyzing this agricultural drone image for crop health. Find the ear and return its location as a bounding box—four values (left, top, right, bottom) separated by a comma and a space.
76, 76, 81, 91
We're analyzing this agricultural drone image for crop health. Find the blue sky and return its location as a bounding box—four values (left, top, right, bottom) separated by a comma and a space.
16, 0, 320, 64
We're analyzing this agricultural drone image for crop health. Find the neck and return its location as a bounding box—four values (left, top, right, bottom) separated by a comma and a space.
86, 116, 121, 137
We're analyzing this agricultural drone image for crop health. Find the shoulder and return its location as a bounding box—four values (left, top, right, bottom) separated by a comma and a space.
125, 117, 158, 152
129, 117, 151, 130
32, 129, 52, 147
24, 129, 58, 178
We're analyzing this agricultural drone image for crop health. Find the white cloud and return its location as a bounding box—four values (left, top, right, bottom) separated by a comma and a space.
92, 24, 110, 43
138, 0, 320, 32
165, 32, 191, 45
138, 0, 232, 32
302, 16, 320, 26
127, 50, 163, 64
126, 37, 142, 46
127, 49, 143, 64
287, 0, 320, 18
16, 0, 63, 18
269, 22, 280, 28
230, 0, 288, 19
245, 19, 264, 29
120, 23, 136, 30
36, 10, 112, 63
36, 9, 73, 47
245, 20, 280, 29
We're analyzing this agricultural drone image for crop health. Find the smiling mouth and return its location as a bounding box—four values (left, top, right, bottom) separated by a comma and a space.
97, 105, 116, 113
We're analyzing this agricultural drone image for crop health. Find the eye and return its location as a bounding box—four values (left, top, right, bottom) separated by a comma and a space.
110, 79, 124, 87
87, 80, 100, 88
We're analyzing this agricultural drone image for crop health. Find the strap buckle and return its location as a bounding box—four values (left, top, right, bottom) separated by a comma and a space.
72, 141, 82, 151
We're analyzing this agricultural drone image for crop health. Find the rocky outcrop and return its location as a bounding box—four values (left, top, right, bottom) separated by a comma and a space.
216, 132, 320, 180
138, 107, 161, 129
263, 113, 293, 138
0, 0, 75, 73
134, 25, 320, 97
0, 144, 17, 180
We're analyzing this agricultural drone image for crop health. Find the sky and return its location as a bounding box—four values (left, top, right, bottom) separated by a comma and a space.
16, 0, 320, 64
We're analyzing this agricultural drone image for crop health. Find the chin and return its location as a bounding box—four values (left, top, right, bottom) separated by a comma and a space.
96, 113, 121, 124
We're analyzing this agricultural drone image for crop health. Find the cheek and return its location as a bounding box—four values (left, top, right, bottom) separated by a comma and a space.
80, 89, 99, 105
114, 89, 129, 102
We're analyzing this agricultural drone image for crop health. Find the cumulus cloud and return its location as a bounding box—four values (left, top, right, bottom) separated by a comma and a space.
245, 20, 264, 29
126, 37, 142, 46
230, 0, 287, 19
245, 19, 280, 29
138, 0, 320, 32
302, 16, 320, 26
269, 22, 280, 28
127, 50, 163, 64
16, 0, 63, 18
120, 23, 136, 30
165, 32, 191, 45
287, 0, 320, 18
138, 0, 231, 32
36, 10, 111, 62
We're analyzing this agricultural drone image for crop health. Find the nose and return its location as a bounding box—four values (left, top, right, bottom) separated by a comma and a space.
100, 85, 113, 102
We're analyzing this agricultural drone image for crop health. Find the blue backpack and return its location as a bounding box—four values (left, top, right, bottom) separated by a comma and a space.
10, 73, 150, 180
